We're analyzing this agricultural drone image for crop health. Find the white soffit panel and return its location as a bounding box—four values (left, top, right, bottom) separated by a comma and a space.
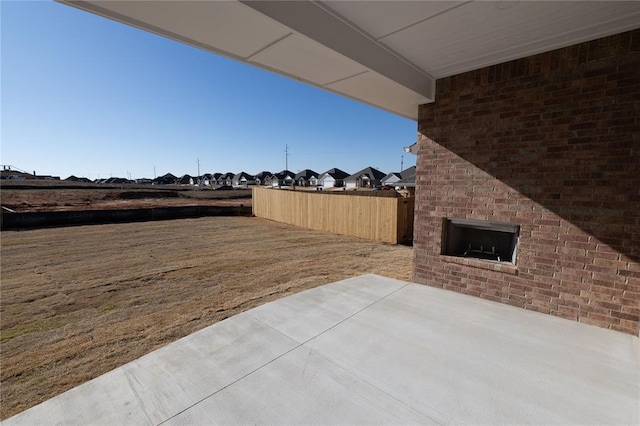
321, 0, 467, 40
248, 34, 368, 86
376, 1, 640, 78
71, 1, 292, 60
326, 72, 428, 119
240, 1, 436, 103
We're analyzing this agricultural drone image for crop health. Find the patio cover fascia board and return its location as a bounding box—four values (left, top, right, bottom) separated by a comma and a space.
59, 0, 434, 120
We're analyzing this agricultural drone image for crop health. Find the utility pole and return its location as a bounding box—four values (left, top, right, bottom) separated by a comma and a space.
153, 166, 156, 179
401, 155, 404, 171
285, 145, 289, 170
197, 158, 200, 177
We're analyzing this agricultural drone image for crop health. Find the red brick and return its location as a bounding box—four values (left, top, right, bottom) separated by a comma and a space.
611, 311, 640, 322
610, 323, 637, 334
593, 300, 620, 311
588, 250, 624, 265
620, 305, 640, 318
585, 264, 616, 274
579, 316, 614, 329
621, 291, 640, 301
619, 269, 640, 279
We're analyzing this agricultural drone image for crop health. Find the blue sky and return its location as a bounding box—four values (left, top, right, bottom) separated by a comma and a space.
1, 1, 417, 180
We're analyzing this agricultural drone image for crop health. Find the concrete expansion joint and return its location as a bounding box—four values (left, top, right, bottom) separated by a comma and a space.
159, 280, 412, 425
296, 280, 413, 347
304, 341, 452, 425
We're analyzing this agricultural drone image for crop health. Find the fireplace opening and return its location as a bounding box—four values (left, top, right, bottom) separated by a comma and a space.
442, 219, 520, 264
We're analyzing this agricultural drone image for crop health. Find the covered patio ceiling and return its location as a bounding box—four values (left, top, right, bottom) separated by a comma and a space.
59, 1, 640, 120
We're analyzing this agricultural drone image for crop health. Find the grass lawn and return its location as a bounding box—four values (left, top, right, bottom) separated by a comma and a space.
0, 216, 412, 419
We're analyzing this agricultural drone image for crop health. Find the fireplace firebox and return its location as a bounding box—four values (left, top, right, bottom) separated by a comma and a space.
443, 219, 520, 264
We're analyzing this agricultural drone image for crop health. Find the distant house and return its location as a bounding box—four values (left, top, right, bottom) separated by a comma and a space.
344, 167, 386, 188
211, 173, 222, 185
153, 173, 177, 185
395, 168, 417, 190
397, 166, 416, 187
295, 169, 319, 187
0, 166, 34, 180
135, 178, 153, 184
381, 171, 402, 186
199, 173, 213, 186
103, 177, 130, 185
178, 174, 195, 185
232, 172, 256, 187
217, 172, 234, 187
381, 166, 416, 187
1, 171, 30, 180
270, 170, 295, 187
317, 168, 350, 188
65, 175, 92, 183
254, 171, 272, 186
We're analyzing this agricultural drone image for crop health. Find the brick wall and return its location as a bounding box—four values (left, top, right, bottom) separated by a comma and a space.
414, 30, 640, 335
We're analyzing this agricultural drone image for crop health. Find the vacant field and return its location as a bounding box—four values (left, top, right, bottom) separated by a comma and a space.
1, 181, 251, 212
0, 216, 412, 419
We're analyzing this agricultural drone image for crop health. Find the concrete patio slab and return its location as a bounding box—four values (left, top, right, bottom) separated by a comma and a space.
247, 274, 408, 343
305, 283, 639, 425
4, 274, 639, 425
165, 345, 437, 425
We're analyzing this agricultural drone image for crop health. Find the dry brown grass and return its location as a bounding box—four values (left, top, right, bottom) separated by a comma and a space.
0, 216, 412, 419
1, 183, 251, 212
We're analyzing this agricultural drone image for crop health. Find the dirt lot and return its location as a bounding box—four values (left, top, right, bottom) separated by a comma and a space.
1, 181, 251, 212
0, 216, 412, 419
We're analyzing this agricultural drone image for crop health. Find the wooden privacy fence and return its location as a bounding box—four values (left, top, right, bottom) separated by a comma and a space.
252, 187, 414, 244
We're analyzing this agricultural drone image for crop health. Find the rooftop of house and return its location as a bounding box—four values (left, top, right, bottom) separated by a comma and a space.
345, 167, 387, 182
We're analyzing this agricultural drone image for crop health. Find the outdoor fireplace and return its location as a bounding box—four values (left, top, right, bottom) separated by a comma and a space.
442, 219, 520, 264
